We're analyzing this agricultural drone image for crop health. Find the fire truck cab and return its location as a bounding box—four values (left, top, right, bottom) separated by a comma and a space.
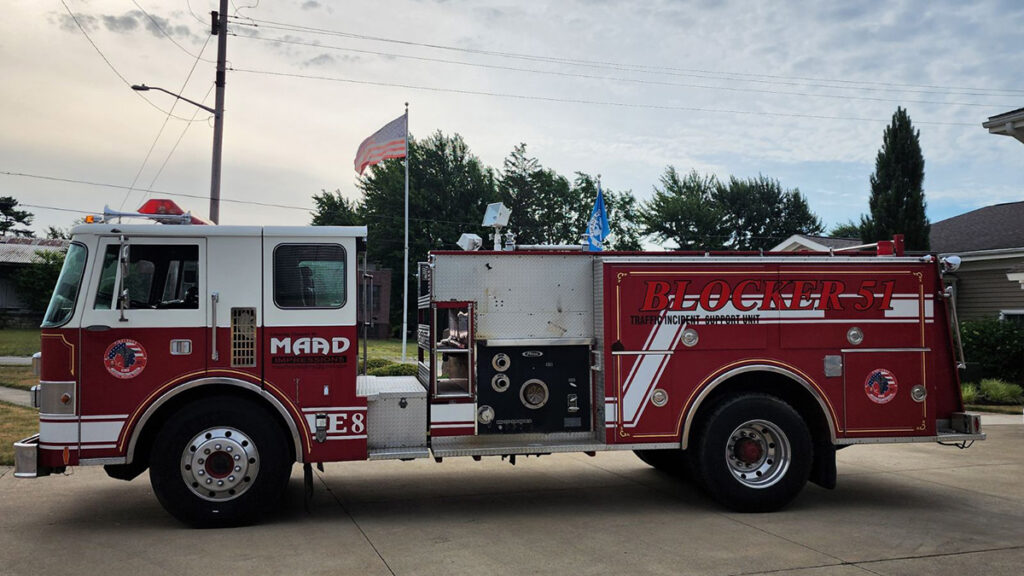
15, 218, 985, 527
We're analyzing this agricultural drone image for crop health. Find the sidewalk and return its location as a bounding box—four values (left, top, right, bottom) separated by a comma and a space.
0, 386, 30, 407
0, 356, 31, 366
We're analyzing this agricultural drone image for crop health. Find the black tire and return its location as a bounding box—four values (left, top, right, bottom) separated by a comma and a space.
693, 394, 812, 512
149, 396, 292, 527
634, 449, 691, 477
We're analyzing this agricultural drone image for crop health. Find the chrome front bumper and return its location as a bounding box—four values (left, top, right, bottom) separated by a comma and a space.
13, 434, 42, 478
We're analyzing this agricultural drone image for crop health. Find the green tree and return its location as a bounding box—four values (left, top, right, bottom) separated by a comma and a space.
715, 175, 823, 250
567, 173, 643, 251
640, 167, 726, 250
356, 131, 497, 330
0, 196, 34, 237
830, 220, 861, 238
497, 143, 546, 244
860, 107, 929, 250
14, 249, 66, 312
311, 189, 363, 226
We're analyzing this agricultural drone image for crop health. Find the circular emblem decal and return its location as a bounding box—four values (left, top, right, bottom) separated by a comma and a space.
864, 369, 898, 404
104, 339, 147, 379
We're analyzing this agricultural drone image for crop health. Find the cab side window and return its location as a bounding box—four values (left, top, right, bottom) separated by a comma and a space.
274, 244, 346, 309
94, 244, 200, 310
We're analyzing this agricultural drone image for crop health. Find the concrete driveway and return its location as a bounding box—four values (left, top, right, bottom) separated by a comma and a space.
2, 420, 1022, 576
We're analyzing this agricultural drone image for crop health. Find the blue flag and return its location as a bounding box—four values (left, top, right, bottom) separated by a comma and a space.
586, 184, 611, 251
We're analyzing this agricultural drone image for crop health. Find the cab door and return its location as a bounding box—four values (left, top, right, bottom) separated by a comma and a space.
78, 236, 207, 459
261, 236, 363, 461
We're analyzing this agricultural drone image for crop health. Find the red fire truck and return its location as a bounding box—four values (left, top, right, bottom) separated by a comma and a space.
14, 203, 983, 526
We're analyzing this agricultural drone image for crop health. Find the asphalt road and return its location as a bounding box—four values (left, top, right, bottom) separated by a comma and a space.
2, 420, 1022, 576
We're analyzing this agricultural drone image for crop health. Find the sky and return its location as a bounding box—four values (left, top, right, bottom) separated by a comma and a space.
2, 0, 1022, 244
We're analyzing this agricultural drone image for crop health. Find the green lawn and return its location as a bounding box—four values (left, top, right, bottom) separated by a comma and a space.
0, 401, 38, 466
0, 329, 40, 357
364, 338, 417, 364
0, 366, 36, 391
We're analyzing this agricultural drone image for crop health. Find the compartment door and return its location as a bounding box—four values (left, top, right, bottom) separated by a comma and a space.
843, 350, 930, 436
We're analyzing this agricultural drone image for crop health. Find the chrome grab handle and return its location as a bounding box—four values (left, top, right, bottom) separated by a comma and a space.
943, 286, 966, 369
211, 292, 220, 361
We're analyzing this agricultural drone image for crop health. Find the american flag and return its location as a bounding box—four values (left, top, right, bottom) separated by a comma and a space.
354, 113, 407, 175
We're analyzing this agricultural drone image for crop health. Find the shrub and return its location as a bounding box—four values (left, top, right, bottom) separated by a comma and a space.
961, 383, 978, 404
367, 362, 418, 377
959, 318, 1024, 384
364, 358, 393, 370
978, 378, 1024, 405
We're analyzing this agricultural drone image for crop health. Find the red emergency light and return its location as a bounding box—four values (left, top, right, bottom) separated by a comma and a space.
137, 199, 212, 225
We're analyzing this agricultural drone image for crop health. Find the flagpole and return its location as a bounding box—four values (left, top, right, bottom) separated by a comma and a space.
401, 102, 410, 362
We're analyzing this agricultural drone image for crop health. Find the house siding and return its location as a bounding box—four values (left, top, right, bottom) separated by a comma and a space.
953, 255, 1024, 320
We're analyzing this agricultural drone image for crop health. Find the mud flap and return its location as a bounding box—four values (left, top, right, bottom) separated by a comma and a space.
810, 443, 836, 490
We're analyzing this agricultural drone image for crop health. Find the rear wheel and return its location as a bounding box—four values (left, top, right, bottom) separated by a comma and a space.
693, 394, 811, 512
149, 397, 292, 527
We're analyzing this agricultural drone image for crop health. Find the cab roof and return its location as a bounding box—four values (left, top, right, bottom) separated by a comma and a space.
69, 224, 368, 239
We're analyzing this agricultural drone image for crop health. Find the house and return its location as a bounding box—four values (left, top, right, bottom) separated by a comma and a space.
0, 236, 69, 326
771, 234, 863, 252
931, 201, 1024, 323
0, 236, 70, 311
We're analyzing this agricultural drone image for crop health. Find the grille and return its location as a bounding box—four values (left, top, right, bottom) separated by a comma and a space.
231, 307, 257, 367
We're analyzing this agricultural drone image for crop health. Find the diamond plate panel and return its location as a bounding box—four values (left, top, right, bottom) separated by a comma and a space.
432, 253, 595, 340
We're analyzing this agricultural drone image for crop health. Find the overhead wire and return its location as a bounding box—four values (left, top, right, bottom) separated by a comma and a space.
132, 0, 215, 62
229, 67, 979, 127
232, 17, 1024, 97
143, 83, 216, 199
58, 0, 207, 122
120, 33, 214, 210
4, 170, 492, 228
239, 33, 1014, 109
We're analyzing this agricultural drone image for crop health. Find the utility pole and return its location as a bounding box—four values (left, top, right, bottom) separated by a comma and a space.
209, 0, 228, 224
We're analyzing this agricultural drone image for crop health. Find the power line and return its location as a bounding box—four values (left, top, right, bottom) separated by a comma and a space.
132, 0, 215, 62
145, 84, 216, 198
6, 170, 494, 228
239, 33, 1014, 110
120, 33, 212, 210
58, 0, 207, 123
1, 170, 313, 212
230, 67, 979, 127
234, 17, 1024, 97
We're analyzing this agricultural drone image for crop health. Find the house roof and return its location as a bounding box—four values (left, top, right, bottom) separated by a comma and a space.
0, 236, 69, 264
930, 201, 1024, 253
985, 106, 1024, 123
770, 234, 862, 252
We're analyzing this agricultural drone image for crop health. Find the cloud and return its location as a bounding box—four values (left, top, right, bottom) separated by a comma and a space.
301, 1, 321, 9
102, 14, 139, 33
58, 10, 193, 40
303, 53, 336, 67
57, 13, 98, 33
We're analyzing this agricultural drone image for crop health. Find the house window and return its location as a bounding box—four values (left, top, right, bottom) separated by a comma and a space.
999, 309, 1024, 327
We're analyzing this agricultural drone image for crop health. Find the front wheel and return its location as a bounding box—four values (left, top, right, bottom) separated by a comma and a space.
149, 397, 292, 527
693, 394, 812, 512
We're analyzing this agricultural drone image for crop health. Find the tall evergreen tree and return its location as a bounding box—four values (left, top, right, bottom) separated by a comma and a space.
860, 107, 929, 250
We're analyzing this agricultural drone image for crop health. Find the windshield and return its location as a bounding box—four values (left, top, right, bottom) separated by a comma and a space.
42, 242, 88, 328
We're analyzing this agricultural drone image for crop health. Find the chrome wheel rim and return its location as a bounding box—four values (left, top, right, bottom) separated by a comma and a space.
725, 419, 790, 489
180, 427, 260, 501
